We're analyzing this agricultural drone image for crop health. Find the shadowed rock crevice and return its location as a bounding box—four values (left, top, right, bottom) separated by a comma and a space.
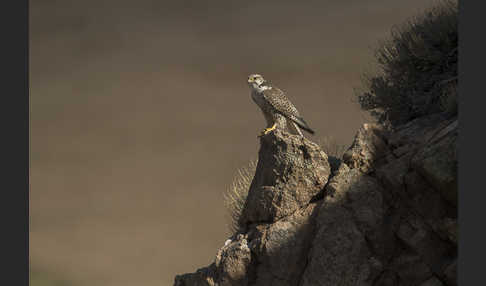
174, 114, 457, 286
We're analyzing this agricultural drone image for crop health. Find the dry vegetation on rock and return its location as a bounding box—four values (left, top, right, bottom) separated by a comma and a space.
356, 0, 458, 127
223, 160, 257, 234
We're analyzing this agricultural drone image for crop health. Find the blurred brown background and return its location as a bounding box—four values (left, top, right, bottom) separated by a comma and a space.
30, 0, 437, 285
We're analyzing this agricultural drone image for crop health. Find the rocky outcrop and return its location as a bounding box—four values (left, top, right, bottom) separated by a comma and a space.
174, 204, 319, 286
373, 115, 458, 286
240, 129, 331, 227
174, 114, 457, 286
300, 163, 385, 286
175, 129, 329, 286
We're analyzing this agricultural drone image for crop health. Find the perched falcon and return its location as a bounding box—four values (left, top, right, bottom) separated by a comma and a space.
247, 74, 315, 137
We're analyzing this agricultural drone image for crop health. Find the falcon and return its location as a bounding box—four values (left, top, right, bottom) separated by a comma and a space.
247, 74, 315, 137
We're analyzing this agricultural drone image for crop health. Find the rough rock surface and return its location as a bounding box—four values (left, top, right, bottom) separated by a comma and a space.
174, 114, 457, 286
300, 163, 385, 286
342, 123, 390, 174
240, 129, 331, 226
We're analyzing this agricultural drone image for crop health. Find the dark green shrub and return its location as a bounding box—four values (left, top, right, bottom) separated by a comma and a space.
357, 0, 458, 127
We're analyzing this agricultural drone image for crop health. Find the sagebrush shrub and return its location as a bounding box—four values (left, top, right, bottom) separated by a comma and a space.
357, 0, 458, 127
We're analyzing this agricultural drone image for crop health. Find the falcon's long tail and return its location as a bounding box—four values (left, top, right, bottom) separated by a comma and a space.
292, 116, 315, 135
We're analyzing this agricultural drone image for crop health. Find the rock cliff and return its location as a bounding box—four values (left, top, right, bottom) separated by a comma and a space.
174, 113, 457, 286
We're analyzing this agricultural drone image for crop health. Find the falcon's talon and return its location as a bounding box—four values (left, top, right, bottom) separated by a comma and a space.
264, 124, 277, 134
258, 123, 277, 137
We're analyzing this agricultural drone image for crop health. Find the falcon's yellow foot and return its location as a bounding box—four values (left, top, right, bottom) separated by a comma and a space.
258, 123, 277, 137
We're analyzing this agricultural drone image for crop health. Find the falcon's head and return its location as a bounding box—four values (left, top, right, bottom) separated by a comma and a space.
248, 74, 270, 92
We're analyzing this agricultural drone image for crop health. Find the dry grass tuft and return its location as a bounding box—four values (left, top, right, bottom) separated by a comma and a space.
223, 159, 257, 234
317, 136, 348, 159
317, 136, 348, 173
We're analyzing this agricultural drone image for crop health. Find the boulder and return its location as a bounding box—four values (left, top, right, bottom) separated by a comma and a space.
239, 129, 331, 226
248, 203, 318, 286
174, 203, 318, 286
300, 163, 385, 286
